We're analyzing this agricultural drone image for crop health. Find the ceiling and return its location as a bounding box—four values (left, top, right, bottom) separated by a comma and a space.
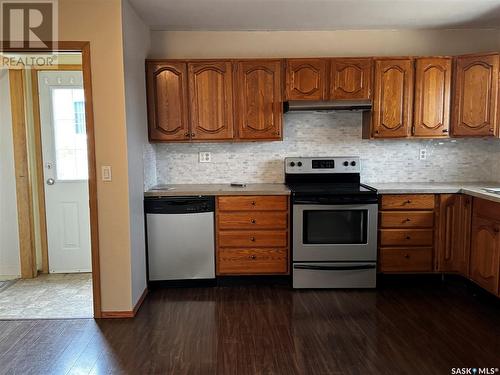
129, 0, 500, 31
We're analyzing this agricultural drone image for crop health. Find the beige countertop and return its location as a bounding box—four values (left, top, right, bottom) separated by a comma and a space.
144, 183, 291, 197
145, 182, 500, 203
372, 182, 500, 204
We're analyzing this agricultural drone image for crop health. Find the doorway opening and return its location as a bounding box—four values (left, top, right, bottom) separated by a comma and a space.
0, 46, 101, 319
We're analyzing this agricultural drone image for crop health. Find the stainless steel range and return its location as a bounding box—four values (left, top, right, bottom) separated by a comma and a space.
285, 157, 378, 289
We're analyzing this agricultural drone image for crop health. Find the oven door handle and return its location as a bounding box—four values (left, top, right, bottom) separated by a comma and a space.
293, 264, 376, 271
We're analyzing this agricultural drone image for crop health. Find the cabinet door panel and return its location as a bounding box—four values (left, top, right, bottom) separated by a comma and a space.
188, 61, 234, 140
437, 194, 471, 274
235, 60, 283, 140
286, 59, 327, 100
452, 53, 499, 137
372, 59, 413, 138
413, 58, 452, 137
330, 58, 372, 100
470, 216, 500, 295
146, 62, 189, 141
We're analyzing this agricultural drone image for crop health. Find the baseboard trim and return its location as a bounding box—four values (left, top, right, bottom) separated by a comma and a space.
101, 311, 135, 318
101, 288, 148, 319
133, 287, 148, 315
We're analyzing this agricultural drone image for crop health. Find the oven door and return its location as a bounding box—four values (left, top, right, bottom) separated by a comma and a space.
293, 204, 377, 262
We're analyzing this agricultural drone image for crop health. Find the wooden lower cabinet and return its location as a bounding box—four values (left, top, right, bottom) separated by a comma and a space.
379, 194, 500, 298
380, 247, 433, 272
217, 248, 288, 275
469, 198, 500, 296
436, 194, 472, 274
216, 195, 289, 275
379, 194, 437, 273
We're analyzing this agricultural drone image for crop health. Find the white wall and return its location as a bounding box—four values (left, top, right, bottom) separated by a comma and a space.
149, 29, 500, 59
0, 71, 21, 276
122, 0, 150, 306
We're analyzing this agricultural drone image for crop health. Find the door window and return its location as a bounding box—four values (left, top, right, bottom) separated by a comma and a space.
51, 88, 88, 181
303, 210, 368, 244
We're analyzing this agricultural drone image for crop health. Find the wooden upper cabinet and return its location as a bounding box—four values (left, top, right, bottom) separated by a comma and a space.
330, 58, 372, 100
372, 59, 413, 138
188, 61, 234, 140
437, 194, 471, 275
235, 60, 283, 140
470, 215, 500, 295
452, 53, 499, 137
285, 59, 327, 100
146, 62, 190, 142
413, 58, 452, 138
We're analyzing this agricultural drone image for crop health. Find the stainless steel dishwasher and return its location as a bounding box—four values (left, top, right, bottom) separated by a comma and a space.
145, 196, 215, 282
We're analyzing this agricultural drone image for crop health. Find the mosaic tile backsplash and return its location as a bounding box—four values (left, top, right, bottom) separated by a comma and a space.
151, 112, 500, 186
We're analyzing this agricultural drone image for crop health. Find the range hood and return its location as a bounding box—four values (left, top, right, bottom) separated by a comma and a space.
284, 99, 372, 112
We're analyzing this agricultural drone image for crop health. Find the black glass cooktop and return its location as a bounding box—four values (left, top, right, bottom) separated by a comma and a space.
286, 183, 377, 195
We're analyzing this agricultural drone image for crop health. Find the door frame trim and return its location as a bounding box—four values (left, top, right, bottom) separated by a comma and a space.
8, 70, 37, 279
30, 64, 83, 274
2, 42, 102, 318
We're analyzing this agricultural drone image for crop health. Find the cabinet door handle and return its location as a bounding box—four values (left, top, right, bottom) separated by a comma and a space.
494, 227, 499, 233
184, 132, 190, 137
191, 133, 195, 137
442, 129, 449, 133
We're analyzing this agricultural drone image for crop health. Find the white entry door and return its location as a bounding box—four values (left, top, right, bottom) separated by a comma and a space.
38, 71, 91, 273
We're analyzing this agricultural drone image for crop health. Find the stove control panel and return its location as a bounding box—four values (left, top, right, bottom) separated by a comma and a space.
285, 156, 360, 174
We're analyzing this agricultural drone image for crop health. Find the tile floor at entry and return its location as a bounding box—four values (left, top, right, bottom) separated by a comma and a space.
0, 273, 92, 319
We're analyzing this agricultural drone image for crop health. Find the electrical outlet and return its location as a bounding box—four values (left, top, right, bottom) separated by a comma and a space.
419, 149, 427, 160
199, 152, 212, 163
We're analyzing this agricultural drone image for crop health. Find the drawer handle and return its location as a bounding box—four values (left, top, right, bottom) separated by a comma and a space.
403, 218, 411, 223
249, 255, 256, 260
250, 237, 256, 242
404, 200, 412, 204
404, 254, 410, 259
405, 235, 411, 240
251, 201, 256, 206
494, 227, 499, 233
251, 219, 256, 224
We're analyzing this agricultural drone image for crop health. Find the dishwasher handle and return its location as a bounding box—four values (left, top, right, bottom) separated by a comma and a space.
144, 196, 215, 214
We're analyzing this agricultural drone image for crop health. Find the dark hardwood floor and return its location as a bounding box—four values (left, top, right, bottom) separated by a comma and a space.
1, 279, 499, 374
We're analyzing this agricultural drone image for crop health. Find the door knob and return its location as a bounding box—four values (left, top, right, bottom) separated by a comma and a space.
46, 178, 55, 185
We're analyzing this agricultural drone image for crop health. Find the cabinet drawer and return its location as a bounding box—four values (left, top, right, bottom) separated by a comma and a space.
217, 248, 288, 275
380, 247, 433, 272
217, 196, 288, 211
379, 229, 434, 246
218, 212, 287, 230
380, 211, 434, 228
381, 194, 435, 210
218, 230, 287, 247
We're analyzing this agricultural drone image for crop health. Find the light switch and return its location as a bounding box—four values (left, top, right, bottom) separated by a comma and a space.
102, 166, 112, 181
